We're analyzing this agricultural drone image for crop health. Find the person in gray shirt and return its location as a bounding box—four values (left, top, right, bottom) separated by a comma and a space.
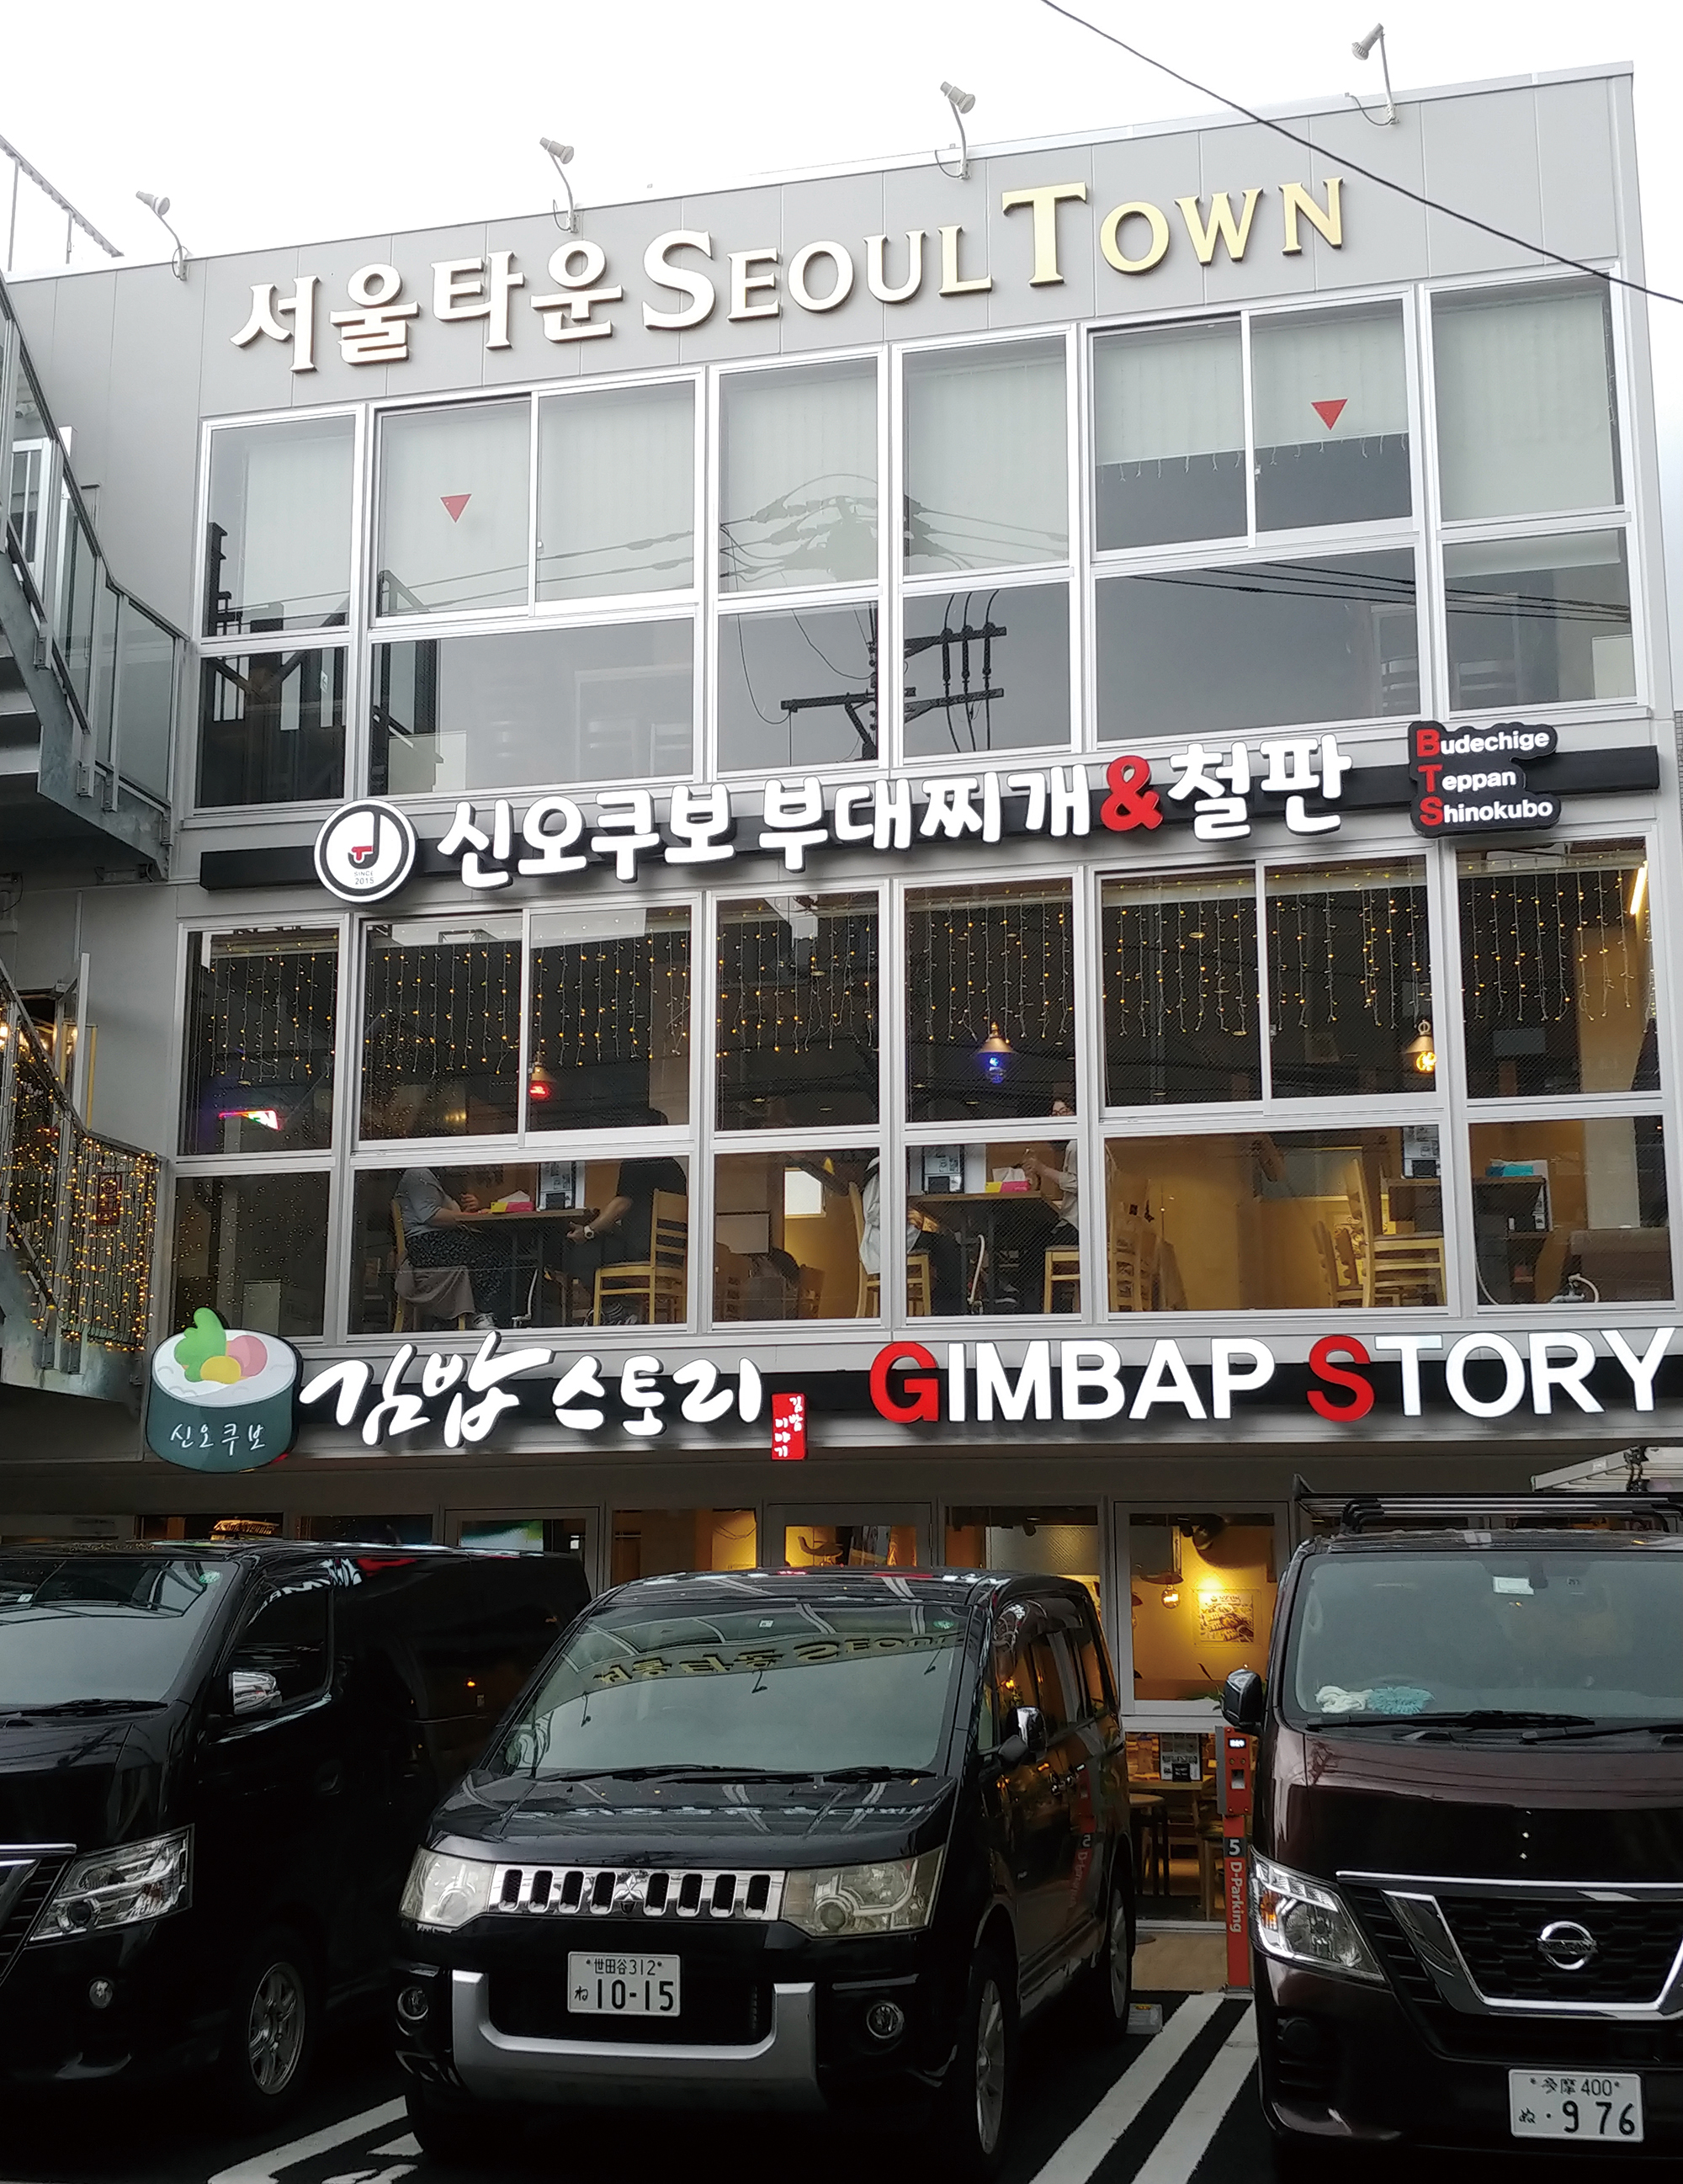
393, 1166, 511, 1329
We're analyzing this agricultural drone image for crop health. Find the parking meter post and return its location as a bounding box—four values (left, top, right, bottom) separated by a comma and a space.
1218, 1730, 1252, 1991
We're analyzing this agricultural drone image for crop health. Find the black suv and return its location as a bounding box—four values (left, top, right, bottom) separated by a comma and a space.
0, 1540, 588, 2120
394, 1567, 1133, 2176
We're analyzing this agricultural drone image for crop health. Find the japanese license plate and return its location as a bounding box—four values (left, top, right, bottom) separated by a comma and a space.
1509, 2070, 1643, 2143
567, 1953, 680, 2017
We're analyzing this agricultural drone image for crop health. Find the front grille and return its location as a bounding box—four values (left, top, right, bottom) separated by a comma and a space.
1347, 1888, 1438, 2011
0, 1859, 65, 1989
490, 1864, 783, 1924
1442, 1897, 1683, 2004
488, 1967, 770, 2046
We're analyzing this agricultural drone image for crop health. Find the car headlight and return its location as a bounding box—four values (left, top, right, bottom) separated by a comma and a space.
1250, 1851, 1381, 1982
34, 1829, 191, 1941
400, 1848, 496, 1931
783, 1851, 943, 1937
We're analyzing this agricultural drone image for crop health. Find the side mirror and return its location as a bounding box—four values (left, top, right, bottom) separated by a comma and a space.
1221, 1666, 1266, 1734
998, 1704, 1049, 1767
229, 1667, 281, 1717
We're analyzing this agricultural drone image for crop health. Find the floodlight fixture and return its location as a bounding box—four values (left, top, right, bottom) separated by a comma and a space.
136, 190, 188, 279
540, 137, 578, 232
1347, 24, 1398, 126
935, 82, 976, 180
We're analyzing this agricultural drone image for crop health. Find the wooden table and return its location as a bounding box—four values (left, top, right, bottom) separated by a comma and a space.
446, 1208, 597, 1325
908, 1189, 1056, 1310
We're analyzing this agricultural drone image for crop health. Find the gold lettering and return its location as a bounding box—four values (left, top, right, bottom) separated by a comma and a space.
1281, 177, 1344, 254
866, 231, 925, 304
1099, 200, 1171, 274
938, 224, 993, 296
1000, 181, 1088, 285
1175, 189, 1264, 266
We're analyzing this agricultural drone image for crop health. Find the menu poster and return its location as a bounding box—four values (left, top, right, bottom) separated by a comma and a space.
1198, 1592, 1256, 1645
1158, 1732, 1203, 1783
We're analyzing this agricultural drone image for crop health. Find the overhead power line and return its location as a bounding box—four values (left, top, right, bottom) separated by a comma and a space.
1036, 0, 1683, 312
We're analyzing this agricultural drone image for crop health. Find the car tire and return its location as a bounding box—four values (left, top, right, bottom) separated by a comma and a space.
1080, 1862, 1134, 2042
406, 2082, 489, 2166
935, 1944, 1017, 2181
218, 1926, 317, 2128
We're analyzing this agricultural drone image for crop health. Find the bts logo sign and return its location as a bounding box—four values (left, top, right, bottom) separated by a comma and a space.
1409, 720, 1561, 837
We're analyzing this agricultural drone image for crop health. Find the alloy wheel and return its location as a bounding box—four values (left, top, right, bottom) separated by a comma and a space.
974, 1977, 1007, 2155
247, 1959, 305, 2096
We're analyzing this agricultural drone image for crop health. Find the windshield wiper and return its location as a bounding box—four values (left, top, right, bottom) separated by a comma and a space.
1300, 1708, 1596, 1734
542, 1764, 820, 1783
1532, 1719, 1683, 1742
4, 1697, 167, 1716
817, 1765, 926, 1782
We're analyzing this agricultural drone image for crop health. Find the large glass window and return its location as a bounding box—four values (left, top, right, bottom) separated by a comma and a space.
714, 1148, 879, 1321
376, 401, 530, 616
946, 1508, 1102, 1610
902, 582, 1070, 758
1468, 1119, 1669, 1305
204, 416, 354, 637
181, 929, 339, 1156
1128, 1515, 1277, 1703
1266, 860, 1433, 1097
1105, 1127, 1445, 1310
904, 339, 1067, 573
1093, 320, 1244, 550
1102, 872, 1261, 1106
1252, 302, 1410, 531
719, 359, 877, 592
907, 1133, 1081, 1315
114, 597, 176, 802
196, 647, 346, 809
171, 1172, 329, 1338
612, 1511, 757, 1583
1443, 532, 1633, 710
906, 880, 1075, 1122
528, 906, 690, 1130
1434, 283, 1620, 522
1096, 550, 1418, 740
538, 380, 693, 601
359, 919, 523, 1140
370, 622, 693, 793
716, 603, 878, 770
716, 892, 878, 1129
1460, 842, 1655, 1098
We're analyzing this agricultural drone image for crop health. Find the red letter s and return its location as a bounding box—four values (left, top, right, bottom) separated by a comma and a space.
1307, 1334, 1375, 1420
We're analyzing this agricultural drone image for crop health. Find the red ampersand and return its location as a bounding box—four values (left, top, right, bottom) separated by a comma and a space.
1101, 753, 1163, 832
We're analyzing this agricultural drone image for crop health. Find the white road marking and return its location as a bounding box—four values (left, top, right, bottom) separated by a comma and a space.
207, 2100, 406, 2184
369, 2141, 419, 2158
1129, 2008, 1259, 2184
1026, 1991, 1226, 2184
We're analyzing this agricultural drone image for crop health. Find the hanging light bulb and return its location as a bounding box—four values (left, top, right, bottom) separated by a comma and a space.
1160, 1586, 1181, 1607
1403, 1020, 1436, 1076
974, 1023, 1014, 1086
527, 1060, 554, 1104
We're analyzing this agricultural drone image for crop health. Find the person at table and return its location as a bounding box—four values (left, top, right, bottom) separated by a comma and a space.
392, 1166, 512, 1331
858, 1156, 965, 1316
561, 1114, 688, 1321
1020, 1089, 1079, 1314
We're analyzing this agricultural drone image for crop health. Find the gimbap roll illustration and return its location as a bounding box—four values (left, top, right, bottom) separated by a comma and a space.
146, 1310, 300, 1472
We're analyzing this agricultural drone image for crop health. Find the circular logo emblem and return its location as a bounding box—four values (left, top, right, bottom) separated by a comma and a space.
1537, 1919, 1597, 1973
314, 800, 417, 904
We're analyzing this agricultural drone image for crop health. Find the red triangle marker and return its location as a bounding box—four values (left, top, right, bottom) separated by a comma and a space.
1311, 398, 1347, 431
441, 493, 471, 523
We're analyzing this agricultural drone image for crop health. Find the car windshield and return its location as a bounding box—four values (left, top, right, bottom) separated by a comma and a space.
0, 1555, 230, 1707
496, 1596, 970, 1778
1283, 1547, 1683, 1728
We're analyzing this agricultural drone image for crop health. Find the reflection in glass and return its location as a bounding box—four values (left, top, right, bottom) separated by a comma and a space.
906, 882, 1075, 1121
180, 928, 338, 1155
1444, 532, 1633, 711
907, 1134, 1079, 1315
783, 1526, 919, 1569
1093, 320, 1244, 550
611, 1511, 757, 1583
196, 648, 346, 808
1460, 842, 1656, 1097
204, 416, 354, 635
713, 1148, 879, 1320
1468, 1118, 1669, 1305
8, 366, 50, 581
905, 340, 1067, 573
1102, 873, 1261, 1106
56, 508, 97, 705
1096, 550, 1418, 740
528, 906, 690, 1129
538, 380, 693, 600
719, 360, 877, 592
717, 603, 878, 770
1434, 283, 1619, 523
1266, 861, 1432, 1097
946, 1509, 1101, 1607
359, 919, 523, 1140
171, 1172, 329, 1338
1104, 1127, 1444, 1310
902, 583, 1070, 757
376, 401, 529, 615
1252, 303, 1410, 531
716, 894, 878, 1129
1128, 1516, 1276, 1704
114, 598, 176, 801
370, 622, 693, 794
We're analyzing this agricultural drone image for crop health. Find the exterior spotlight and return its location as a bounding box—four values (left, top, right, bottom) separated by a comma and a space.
136, 191, 188, 279
1347, 24, 1397, 126
1351, 23, 1383, 58
936, 83, 976, 180
540, 138, 578, 233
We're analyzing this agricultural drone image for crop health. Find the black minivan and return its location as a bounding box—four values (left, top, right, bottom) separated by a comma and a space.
393, 1567, 1133, 2176
0, 1539, 589, 2118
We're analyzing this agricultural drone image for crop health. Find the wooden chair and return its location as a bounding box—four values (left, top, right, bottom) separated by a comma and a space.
849, 1183, 879, 1318
1314, 1219, 1362, 1308
1043, 1244, 1081, 1314
1108, 1218, 1160, 1311
594, 1190, 688, 1325
796, 1265, 825, 1319
1346, 1169, 1446, 1307
905, 1251, 932, 1317
391, 1201, 412, 1334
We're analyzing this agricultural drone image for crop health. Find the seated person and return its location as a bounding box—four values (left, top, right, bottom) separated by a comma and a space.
561, 1115, 688, 1323
393, 1166, 512, 1331
858, 1155, 965, 1316
1020, 1090, 1080, 1313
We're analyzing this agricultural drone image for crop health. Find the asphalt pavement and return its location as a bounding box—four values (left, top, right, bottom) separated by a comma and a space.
0, 1985, 1661, 2184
